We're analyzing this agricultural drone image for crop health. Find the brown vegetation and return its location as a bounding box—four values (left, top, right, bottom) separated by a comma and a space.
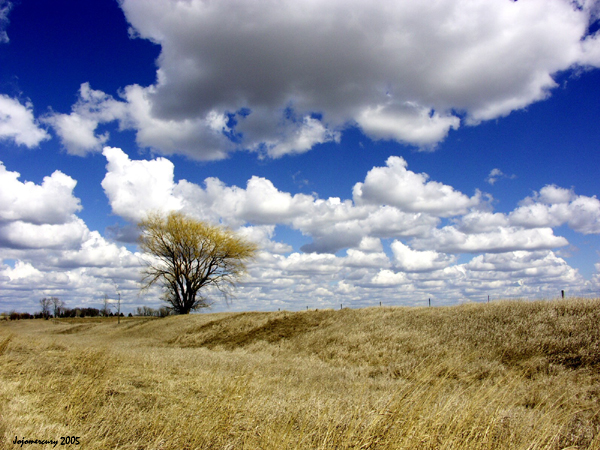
1, 299, 599, 449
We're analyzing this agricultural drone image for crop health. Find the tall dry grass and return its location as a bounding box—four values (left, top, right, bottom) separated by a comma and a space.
1, 298, 599, 449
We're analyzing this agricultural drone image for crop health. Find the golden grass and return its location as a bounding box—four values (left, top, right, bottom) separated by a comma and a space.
1, 299, 599, 449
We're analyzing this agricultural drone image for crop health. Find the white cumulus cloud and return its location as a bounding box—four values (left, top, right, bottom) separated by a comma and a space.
412, 226, 568, 254
353, 156, 480, 216
0, 158, 142, 311
101, 146, 183, 223
0, 163, 81, 224
0, 95, 49, 148
43, 0, 600, 160
391, 240, 455, 272
510, 185, 600, 234
98, 0, 600, 158
44, 83, 128, 156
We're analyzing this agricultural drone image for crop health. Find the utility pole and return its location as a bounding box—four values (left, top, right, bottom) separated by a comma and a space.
115, 284, 121, 324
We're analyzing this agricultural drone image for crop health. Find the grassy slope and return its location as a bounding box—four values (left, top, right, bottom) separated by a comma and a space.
1, 299, 599, 449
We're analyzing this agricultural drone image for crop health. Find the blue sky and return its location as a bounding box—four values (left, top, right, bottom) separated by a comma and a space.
1, 0, 600, 314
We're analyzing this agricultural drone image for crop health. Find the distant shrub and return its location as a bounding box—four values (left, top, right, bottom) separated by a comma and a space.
9, 311, 31, 320
79, 308, 100, 318
135, 306, 173, 317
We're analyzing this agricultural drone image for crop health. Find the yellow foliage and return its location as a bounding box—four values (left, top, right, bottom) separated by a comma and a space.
138, 211, 257, 313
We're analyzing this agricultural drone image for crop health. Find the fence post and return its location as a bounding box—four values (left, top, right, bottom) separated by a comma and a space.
561, 290, 565, 299
428, 298, 431, 307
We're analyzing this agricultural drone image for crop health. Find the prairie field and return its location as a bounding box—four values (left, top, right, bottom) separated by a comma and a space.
1, 298, 600, 449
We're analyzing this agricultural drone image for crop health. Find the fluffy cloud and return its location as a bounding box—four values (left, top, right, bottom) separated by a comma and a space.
43, 84, 128, 156
343, 249, 390, 268
0, 95, 49, 148
391, 240, 455, 272
92, 149, 589, 311
77, 0, 600, 159
0, 219, 88, 250
462, 250, 583, 295
356, 102, 460, 148
1, 261, 45, 287
101, 148, 587, 259
412, 226, 568, 254
455, 211, 510, 234
277, 252, 340, 274
43, 83, 234, 159
371, 269, 409, 287
296, 205, 439, 254
510, 185, 600, 234
5, 146, 597, 312
353, 156, 480, 216
455, 184, 600, 241
236, 225, 292, 255
121, 84, 235, 160
48, 231, 140, 269
0, 159, 141, 311
357, 237, 383, 253
101, 147, 315, 226
40, 1, 600, 159
193, 176, 315, 226
101, 146, 183, 223
466, 250, 571, 274
0, 163, 81, 224
257, 115, 341, 158
101, 148, 445, 254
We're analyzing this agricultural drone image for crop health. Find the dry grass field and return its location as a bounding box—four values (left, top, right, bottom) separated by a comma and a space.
1, 298, 599, 449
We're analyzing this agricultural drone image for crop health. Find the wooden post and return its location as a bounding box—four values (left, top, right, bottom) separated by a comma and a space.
379, 301, 382, 307
561, 290, 565, 299
428, 298, 431, 307
488, 295, 490, 303
340, 304, 343, 310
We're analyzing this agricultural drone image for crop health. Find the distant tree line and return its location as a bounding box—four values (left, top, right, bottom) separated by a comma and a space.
1, 296, 130, 320
2, 296, 173, 320
2, 308, 128, 320
134, 306, 173, 317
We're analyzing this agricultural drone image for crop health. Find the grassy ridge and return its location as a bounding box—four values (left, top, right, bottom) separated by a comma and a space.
1, 299, 599, 449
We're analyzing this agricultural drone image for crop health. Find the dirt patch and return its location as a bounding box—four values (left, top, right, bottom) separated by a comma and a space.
174, 311, 334, 349
54, 324, 96, 335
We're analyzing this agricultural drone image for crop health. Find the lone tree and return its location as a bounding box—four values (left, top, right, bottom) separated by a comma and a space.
39, 297, 52, 319
138, 211, 257, 314
101, 294, 111, 317
51, 297, 64, 318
